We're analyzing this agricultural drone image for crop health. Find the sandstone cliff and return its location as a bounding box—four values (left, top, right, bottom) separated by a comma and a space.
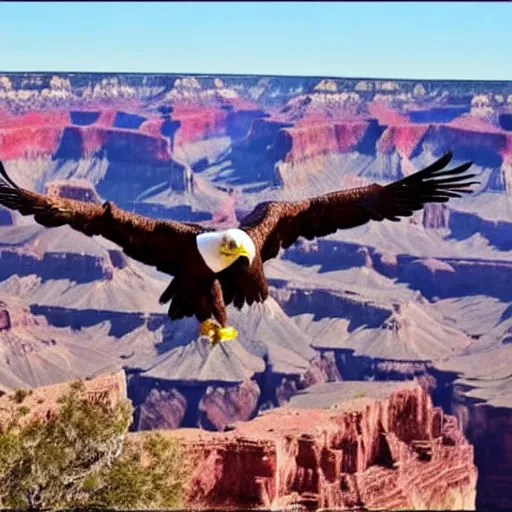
0, 370, 478, 512
156, 382, 477, 510
0, 369, 127, 428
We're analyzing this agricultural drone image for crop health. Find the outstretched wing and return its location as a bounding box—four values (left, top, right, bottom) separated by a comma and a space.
240, 152, 477, 262
0, 162, 204, 275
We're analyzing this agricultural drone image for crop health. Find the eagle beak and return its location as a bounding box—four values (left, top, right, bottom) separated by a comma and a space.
238, 246, 253, 263
220, 241, 253, 263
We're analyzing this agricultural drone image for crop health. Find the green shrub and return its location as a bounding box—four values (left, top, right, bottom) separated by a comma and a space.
89, 433, 188, 509
17, 406, 30, 417
0, 381, 189, 509
11, 389, 32, 404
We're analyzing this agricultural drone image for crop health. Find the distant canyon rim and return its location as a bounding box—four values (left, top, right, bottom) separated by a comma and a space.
0, 72, 511, 510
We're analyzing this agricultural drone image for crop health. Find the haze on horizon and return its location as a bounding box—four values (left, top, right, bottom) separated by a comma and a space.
0, 1, 510, 81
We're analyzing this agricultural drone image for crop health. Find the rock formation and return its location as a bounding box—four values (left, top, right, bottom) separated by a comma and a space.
0, 370, 127, 428
136, 388, 187, 430
169, 382, 476, 510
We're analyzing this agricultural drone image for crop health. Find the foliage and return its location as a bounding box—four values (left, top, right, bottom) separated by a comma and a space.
88, 433, 188, 509
11, 388, 32, 404
0, 380, 189, 509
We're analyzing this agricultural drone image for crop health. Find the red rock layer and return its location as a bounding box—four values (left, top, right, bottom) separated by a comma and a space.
0, 104, 238, 161
378, 125, 430, 157
172, 106, 228, 145
96, 109, 118, 127
0, 110, 71, 129
367, 102, 408, 125
278, 121, 368, 164
174, 385, 476, 510
0, 125, 64, 159
72, 126, 171, 162
0, 122, 171, 162
139, 118, 164, 138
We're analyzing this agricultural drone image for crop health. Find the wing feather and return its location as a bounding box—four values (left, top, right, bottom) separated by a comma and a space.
0, 162, 203, 275
240, 152, 477, 262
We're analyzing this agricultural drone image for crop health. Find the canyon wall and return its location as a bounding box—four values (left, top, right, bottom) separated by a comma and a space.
451, 388, 512, 511
168, 383, 476, 510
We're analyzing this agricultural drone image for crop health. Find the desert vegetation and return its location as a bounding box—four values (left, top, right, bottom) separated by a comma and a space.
0, 381, 189, 509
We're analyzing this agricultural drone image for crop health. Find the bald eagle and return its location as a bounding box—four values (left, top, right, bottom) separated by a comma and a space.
0, 152, 476, 345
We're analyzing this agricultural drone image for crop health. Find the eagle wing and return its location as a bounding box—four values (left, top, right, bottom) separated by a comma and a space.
240, 152, 477, 262
0, 162, 203, 275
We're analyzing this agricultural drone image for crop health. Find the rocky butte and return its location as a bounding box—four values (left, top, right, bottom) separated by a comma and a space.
138, 381, 476, 511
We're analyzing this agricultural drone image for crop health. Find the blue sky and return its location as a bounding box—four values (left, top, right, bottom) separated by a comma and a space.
0, 2, 510, 80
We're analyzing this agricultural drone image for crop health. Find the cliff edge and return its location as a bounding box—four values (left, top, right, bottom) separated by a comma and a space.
146, 381, 477, 510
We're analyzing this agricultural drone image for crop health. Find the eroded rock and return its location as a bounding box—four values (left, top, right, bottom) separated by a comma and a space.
171, 384, 476, 510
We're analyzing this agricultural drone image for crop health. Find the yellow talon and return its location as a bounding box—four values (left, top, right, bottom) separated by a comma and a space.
199, 319, 218, 339
199, 320, 238, 347
215, 326, 238, 343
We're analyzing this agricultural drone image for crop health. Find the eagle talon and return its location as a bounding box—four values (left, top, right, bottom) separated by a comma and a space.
215, 326, 238, 343
199, 319, 219, 340
200, 320, 238, 346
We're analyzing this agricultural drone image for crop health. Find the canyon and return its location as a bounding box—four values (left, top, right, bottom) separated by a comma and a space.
0, 71, 511, 509
0, 370, 477, 511
170, 381, 477, 510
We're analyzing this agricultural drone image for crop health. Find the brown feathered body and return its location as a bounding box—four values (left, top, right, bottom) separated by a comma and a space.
0, 152, 477, 327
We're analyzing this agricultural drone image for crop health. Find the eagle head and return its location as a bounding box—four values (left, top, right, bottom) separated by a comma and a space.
196, 228, 256, 273
219, 228, 256, 263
